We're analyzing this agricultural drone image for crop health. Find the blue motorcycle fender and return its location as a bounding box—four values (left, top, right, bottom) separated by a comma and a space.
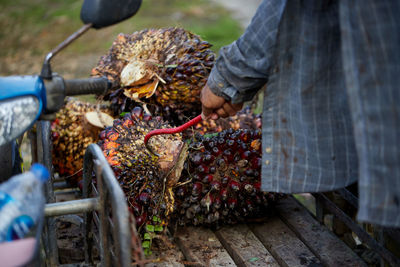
0, 75, 46, 119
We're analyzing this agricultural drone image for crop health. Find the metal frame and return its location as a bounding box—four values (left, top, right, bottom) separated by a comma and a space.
36, 121, 58, 266
33, 121, 143, 266
81, 144, 143, 266
314, 189, 400, 267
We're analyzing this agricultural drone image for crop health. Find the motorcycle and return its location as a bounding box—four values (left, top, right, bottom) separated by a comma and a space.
0, 0, 142, 264
0, 0, 142, 181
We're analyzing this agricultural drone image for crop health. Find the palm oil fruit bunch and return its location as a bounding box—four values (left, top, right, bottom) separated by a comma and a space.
192, 106, 262, 136
51, 98, 112, 184
174, 128, 280, 226
91, 27, 215, 122
98, 106, 183, 233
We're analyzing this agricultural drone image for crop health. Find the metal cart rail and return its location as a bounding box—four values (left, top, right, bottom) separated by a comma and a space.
33, 121, 143, 266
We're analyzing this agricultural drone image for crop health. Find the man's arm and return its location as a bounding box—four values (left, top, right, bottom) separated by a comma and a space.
201, 0, 287, 119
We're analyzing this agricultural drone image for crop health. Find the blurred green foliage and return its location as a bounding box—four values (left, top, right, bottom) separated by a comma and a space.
0, 0, 242, 58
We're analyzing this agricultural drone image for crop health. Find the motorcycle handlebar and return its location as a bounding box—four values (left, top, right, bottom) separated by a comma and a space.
64, 77, 112, 96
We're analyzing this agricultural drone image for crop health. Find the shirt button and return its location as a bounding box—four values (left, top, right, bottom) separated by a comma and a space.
265, 147, 272, 153
265, 160, 270, 165
218, 82, 224, 88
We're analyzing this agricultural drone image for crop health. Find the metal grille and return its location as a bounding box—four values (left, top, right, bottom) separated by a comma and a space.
34, 120, 144, 266
314, 189, 400, 267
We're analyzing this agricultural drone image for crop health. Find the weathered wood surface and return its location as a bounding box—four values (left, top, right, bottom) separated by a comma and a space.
151, 197, 366, 267
215, 224, 279, 267
144, 246, 185, 267
276, 197, 367, 267
249, 216, 323, 267
175, 226, 236, 266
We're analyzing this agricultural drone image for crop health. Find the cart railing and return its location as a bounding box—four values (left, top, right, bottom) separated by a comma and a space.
34, 121, 143, 266
313, 189, 400, 267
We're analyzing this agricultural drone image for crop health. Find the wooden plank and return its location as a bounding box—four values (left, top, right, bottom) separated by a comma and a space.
250, 217, 322, 267
276, 197, 367, 267
214, 224, 279, 267
144, 247, 185, 267
175, 226, 236, 267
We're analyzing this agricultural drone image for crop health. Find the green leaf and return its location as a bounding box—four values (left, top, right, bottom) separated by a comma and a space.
146, 224, 155, 232
143, 233, 151, 240
155, 225, 163, 232
144, 248, 152, 256
152, 216, 161, 223
203, 133, 219, 138
249, 257, 259, 262
142, 240, 150, 248
119, 112, 129, 117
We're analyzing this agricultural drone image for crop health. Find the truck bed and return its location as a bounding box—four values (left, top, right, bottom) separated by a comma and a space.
144, 197, 366, 267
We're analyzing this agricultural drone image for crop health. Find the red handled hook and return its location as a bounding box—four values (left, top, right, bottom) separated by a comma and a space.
144, 115, 202, 156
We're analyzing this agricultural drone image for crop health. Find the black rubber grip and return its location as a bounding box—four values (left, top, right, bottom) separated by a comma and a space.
64, 77, 111, 96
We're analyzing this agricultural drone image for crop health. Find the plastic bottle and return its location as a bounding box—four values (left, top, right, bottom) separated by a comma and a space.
0, 163, 49, 242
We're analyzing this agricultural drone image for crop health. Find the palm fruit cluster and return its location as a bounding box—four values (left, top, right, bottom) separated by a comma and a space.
98, 107, 183, 231
91, 27, 215, 124
192, 106, 262, 136
98, 107, 280, 233
51, 98, 112, 183
173, 128, 280, 226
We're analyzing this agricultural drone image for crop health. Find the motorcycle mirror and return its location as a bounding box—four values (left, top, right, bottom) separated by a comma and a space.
80, 0, 142, 29
0, 76, 45, 146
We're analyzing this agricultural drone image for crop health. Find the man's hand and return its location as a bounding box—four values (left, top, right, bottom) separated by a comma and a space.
200, 84, 243, 120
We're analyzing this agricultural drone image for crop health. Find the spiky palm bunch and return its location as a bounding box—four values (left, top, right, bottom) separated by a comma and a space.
98, 107, 281, 241
91, 27, 215, 124
51, 98, 112, 184
98, 107, 182, 229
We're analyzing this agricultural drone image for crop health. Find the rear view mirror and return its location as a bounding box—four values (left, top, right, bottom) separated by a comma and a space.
80, 0, 142, 29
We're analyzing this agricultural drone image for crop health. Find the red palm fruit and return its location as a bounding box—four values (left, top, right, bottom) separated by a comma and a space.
251, 157, 261, 169
131, 106, 144, 120
143, 114, 152, 122
202, 174, 214, 183
190, 153, 202, 165
192, 182, 203, 196
223, 149, 234, 162
240, 129, 251, 142
98, 107, 183, 244
220, 188, 228, 201
174, 128, 282, 227
135, 212, 147, 227
210, 181, 221, 192
213, 196, 222, 210
197, 164, 209, 174
228, 198, 238, 209
99, 113, 281, 238
229, 180, 240, 192
202, 153, 214, 164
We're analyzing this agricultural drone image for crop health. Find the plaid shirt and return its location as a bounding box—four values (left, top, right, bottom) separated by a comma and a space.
207, 0, 400, 227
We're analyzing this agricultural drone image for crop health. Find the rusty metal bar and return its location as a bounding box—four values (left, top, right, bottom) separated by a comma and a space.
82, 144, 139, 267
336, 188, 400, 263
314, 193, 400, 267
53, 188, 81, 195
45, 198, 99, 217
95, 159, 111, 267
53, 181, 72, 190
337, 188, 358, 209
36, 121, 59, 267
40, 24, 92, 78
